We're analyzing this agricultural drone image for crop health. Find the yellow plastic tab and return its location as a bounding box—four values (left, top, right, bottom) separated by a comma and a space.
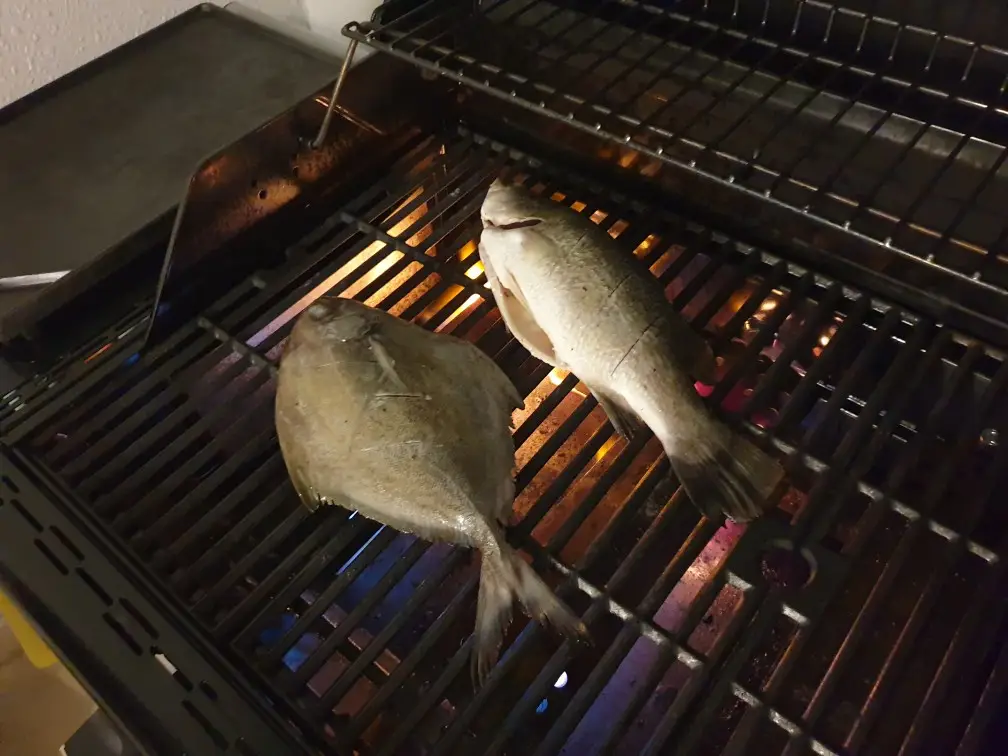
0, 590, 57, 669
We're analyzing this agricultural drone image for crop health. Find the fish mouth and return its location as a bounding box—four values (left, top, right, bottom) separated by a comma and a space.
482, 218, 543, 231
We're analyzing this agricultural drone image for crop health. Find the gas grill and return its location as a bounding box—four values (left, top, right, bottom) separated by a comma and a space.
1, 2, 1006, 755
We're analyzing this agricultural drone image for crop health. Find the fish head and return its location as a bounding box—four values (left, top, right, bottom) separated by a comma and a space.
296, 295, 376, 345
481, 179, 546, 230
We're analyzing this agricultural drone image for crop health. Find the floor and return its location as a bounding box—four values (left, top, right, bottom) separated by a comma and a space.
0, 618, 97, 755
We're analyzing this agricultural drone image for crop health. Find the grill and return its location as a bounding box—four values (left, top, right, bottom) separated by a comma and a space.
2, 3, 1007, 756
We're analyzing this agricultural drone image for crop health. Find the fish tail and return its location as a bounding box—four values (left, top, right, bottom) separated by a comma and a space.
667, 431, 784, 523
473, 538, 588, 686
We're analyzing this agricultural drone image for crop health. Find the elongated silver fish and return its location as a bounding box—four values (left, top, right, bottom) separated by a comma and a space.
274, 296, 587, 683
478, 179, 783, 522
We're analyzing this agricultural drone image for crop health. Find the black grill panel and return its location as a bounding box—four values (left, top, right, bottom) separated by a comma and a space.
5, 129, 1007, 755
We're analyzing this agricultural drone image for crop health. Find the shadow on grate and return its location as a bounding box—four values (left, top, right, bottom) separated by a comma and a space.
4, 127, 1006, 755
348, 0, 1008, 299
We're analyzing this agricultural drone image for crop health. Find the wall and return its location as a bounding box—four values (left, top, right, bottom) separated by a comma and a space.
0, 618, 98, 754
0, 0, 378, 107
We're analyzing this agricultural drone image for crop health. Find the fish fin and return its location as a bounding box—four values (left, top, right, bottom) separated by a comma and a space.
491, 470, 518, 526
368, 335, 410, 392
668, 433, 784, 523
286, 465, 323, 513
587, 386, 644, 440
662, 314, 718, 384
691, 341, 718, 385
480, 247, 559, 366
458, 338, 524, 413
473, 536, 589, 687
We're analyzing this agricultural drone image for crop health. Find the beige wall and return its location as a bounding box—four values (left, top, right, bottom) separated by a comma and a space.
0, 619, 96, 755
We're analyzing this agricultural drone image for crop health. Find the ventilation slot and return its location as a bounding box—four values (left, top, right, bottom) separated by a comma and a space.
104, 612, 142, 655
77, 568, 113, 606
183, 701, 228, 749
35, 539, 68, 574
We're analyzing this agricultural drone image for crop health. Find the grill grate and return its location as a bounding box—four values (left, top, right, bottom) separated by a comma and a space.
4, 127, 1007, 755
345, 0, 1008, 305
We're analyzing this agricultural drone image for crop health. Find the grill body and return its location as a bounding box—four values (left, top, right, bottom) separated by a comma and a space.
2, 7, 1007, 756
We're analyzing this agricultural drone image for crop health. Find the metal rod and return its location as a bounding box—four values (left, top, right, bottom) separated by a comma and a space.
312, 38, 359, 150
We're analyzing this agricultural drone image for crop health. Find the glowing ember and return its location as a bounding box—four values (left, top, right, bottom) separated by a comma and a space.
814, 321, 839, 357
342, 249, 402, 300
547, 367, 586, 398
248, 188, 431, 346
571, 201, 587, 213
435, 293, 483, 333
594, 435, 619, 462
465, 261, 484, 280
84, 343, 112, 363
634, 235, 657, 258
591, 210, 608, 224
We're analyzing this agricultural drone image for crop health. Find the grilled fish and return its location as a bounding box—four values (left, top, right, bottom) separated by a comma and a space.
478, 179, 783, 522
274, 296, 587, 683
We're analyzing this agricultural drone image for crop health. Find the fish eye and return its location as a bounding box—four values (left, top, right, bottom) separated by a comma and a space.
307, 302, 331, 320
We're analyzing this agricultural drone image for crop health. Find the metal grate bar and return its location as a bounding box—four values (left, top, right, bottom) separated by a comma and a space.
254, 527, 400, 665
212, 512, 363, 636
149, 455, 289, 572
309, 548, 470, 714
534, 511, 720, 756
5, 324, 208, 444
188, 501, 305, 612
709, 271, 818, 407
956, 640, 1008, 756
229, 518, 393, 649
755, 345, 991, 750
796, 322, 939, 543
340, 572, 480, 744
271, 538, 437, 688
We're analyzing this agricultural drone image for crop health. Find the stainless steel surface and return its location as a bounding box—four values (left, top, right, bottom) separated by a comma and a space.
0, 272, 70, 290
0, 4, 340, 340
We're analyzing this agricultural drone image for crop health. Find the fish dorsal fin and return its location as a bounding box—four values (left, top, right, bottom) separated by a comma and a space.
367, 335, 411, 392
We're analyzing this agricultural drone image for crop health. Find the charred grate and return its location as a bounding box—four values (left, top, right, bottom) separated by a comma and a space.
3, 128, 1007, 755
346, 0, 1008, 309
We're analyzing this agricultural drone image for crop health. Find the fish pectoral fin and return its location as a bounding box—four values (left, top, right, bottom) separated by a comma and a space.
450, 337, 524, 413
690, 341, 718, 385
367, 335, 410, 392
662, 314, 718, 384
587, 386, 645, 440
481, 249, 559, 366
